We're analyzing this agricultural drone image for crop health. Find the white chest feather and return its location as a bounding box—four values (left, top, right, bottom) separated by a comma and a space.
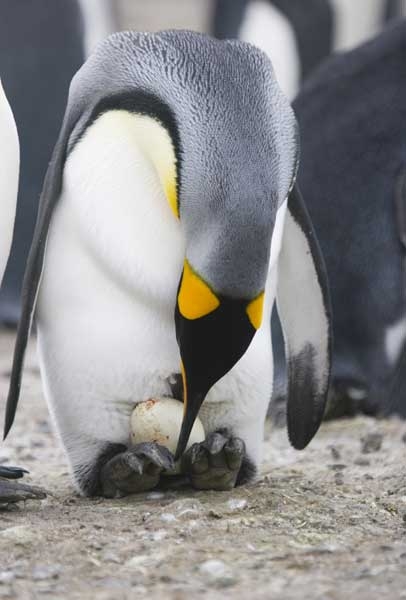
37, 112, 184, 422
239, 0, 300, 100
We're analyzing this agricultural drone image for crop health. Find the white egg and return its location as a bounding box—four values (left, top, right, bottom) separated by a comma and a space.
130, 398, 205, 456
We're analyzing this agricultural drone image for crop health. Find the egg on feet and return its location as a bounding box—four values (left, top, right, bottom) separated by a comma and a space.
130, 398, 205, 474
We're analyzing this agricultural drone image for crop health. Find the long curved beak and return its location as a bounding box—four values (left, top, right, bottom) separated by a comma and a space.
174, 372, 205, 460
174, 297, 258, 460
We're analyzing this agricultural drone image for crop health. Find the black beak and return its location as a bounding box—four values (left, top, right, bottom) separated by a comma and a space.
174, 297, 257, 460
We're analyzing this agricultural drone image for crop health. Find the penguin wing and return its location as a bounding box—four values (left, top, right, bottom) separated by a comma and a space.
3, 113, 73, 439
276, 184, 332, 449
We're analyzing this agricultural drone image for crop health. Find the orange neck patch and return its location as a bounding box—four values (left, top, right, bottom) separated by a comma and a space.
178, 260, 220, 320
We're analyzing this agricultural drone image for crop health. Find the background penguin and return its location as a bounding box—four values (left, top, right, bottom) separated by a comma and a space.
277, 19, 405, 418
0, 81, 44, 503
4, 30, 331, 498
0, 81, 18, 284
0, 0, 84, 325
212, 0, 404, 98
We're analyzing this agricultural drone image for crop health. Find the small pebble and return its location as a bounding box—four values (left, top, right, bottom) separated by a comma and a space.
32, 565, 61, 581
334, 473, 344, 486
329, 446, 341, 460
146, 491, 165, 501
361, 432, 383, 454
207, 510, 223, 519
199, 559, 236, 588
160, 513, 177, 523
101, 551, 121, 564
149, 529, 168, 542
354, 457, 370, 466
0, 526, 38, 546
227, 498, 247, 511
125, 555, 150, 569
169, 499, 204, 520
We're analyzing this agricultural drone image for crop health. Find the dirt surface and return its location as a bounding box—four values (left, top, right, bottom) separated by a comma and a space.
0, 331, 405, 600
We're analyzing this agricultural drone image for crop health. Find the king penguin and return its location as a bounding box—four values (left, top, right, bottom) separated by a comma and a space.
4, 31, 331, 498
0, 81, 44, 503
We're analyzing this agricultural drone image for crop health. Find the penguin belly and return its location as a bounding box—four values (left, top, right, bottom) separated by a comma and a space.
36, 111, 185, 473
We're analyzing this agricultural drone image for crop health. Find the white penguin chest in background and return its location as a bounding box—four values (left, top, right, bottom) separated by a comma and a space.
37, 111, 184, 389
0, 81, 19, 284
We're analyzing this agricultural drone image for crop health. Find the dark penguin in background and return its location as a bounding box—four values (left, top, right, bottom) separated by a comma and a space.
212, 0, 404, 99
0, 0, 84, 325
291, 19, 406, 417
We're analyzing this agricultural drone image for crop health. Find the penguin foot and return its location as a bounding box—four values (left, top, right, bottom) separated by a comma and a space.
0, 466, 46, 505
99, 442, 175, 498
181, 430, 245, 491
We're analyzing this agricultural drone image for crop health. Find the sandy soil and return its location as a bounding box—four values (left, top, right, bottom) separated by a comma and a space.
0, 331, 405, 600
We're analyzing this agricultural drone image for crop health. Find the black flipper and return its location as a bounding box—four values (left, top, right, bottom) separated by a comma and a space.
276, 185, 332, 449
3, 113, 73, 439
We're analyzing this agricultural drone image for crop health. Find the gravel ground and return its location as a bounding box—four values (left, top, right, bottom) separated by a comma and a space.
0, 331, 405, 600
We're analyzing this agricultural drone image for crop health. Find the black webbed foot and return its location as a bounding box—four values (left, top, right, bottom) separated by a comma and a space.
99, 442, 175, 498
182, 430, 245, 491
0, 466, 46, 505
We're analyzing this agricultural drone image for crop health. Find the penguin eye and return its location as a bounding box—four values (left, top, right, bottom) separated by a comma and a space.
178, 260, 220, 320
246, 292, 265, 330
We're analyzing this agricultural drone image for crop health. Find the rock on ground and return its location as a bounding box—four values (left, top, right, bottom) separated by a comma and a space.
0, 332, 405, 600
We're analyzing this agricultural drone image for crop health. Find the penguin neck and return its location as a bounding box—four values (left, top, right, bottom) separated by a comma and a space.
59, 109, 184, 312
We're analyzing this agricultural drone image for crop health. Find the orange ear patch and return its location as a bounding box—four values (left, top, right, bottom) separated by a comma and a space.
178, 260, 220, 320
246, 292, 265, 330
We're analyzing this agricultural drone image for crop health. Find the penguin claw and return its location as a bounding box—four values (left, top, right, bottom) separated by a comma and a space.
182, 430, 245, 491
99, 443, 175, 498
0, 482, 47, 505
0, 468, 46, 505
0, 465, 29, 480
